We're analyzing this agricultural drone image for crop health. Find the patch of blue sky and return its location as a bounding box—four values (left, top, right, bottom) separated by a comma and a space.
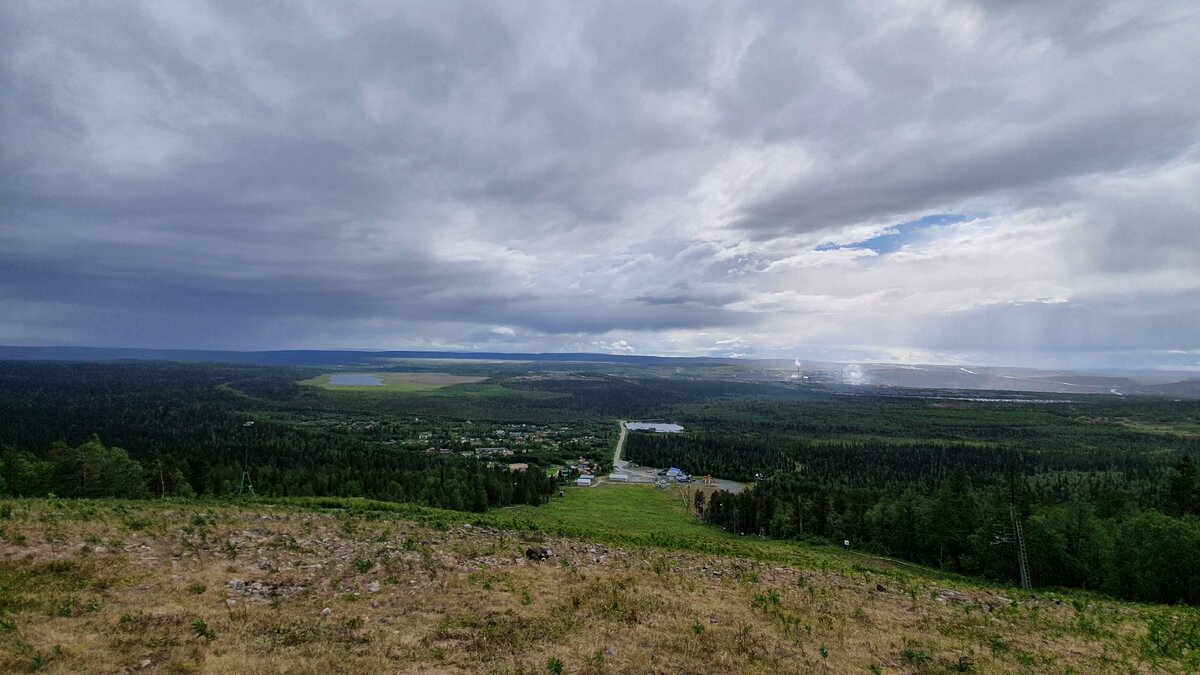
817, 213, 973, 254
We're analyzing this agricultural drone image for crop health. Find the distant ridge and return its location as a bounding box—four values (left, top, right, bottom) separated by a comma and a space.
0, 345, 740, 367
2, 345, 1197, 398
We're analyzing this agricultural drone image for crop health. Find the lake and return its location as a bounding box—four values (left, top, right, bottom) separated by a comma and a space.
329, 374, 383, 386
626, 422, 684, 432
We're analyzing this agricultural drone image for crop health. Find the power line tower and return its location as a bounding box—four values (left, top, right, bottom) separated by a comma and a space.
236, 470, 255, 496
992, 503, 1032, 590
1009, 503, 1031, 590
236, 419, 257, 496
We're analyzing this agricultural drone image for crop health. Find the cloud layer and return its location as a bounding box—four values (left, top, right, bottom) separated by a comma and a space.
2, 1, 1198, 369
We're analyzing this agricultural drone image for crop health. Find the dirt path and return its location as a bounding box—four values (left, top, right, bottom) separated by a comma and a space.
613, 420, 629, 469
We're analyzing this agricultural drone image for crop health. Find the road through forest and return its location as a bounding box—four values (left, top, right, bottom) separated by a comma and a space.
610, 420, 745, 493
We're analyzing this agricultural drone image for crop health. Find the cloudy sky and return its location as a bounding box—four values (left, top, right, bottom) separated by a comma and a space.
2, 1, 1198, 369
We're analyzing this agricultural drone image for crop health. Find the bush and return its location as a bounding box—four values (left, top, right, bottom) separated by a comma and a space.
192, 618, 216, 641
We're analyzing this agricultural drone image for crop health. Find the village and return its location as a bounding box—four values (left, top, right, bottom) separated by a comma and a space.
335, 416, 728, 491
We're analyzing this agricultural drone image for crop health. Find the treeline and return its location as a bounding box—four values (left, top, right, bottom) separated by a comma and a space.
0, 437, 155, 499
667, 398, 1198, 458
625, 431, 1038, 485
700, 457, 1200, 604
504, 375, 813, 418
0, 436, 557, 511
625, 431, 1167, 495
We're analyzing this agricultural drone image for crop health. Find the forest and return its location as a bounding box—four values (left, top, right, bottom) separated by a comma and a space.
623, 398, 1200, 604
698, 461, 1199, 604
1, 359, 1197, 604
0, 362, 563, 510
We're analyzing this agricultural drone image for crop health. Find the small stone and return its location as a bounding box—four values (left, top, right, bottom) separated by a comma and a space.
227, 579, 246, 591
321, 607, 332, 616
139, 659, 152, 668
367, 581, 380, 593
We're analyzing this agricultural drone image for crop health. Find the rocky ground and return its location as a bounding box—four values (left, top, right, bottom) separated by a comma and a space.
0, 500, 1194, 673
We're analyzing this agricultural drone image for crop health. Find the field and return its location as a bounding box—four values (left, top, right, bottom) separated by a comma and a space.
2, 488, 1197, 674
1112, 417, 1200, 439
299, 371, 489, 392
483, 484, 832, 563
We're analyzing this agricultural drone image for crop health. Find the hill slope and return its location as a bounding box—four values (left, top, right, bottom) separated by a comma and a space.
1, 487, 1197, 673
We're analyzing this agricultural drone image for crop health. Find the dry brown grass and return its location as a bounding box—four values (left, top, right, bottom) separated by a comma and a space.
0, 500, 1192, 673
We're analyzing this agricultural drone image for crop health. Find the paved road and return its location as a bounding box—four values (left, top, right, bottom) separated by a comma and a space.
610, 420, 745, 494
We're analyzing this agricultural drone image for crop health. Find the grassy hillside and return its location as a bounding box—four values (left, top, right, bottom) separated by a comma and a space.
1, 487, 1197, 673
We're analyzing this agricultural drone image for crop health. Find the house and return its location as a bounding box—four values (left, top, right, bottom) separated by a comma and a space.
666, 467, 683, 477
575, 476, 593, 487
476, 447, 508, 456
608, 474, 629, 482
507, 463, 529, 473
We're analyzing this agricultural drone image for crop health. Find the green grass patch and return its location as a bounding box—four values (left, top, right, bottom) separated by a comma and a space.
0, 560, 95, 614
481, 485, 876, 573
1115, 418, 1200, 438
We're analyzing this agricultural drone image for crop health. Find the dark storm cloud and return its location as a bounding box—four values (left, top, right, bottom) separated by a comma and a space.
719, 3, 1200, 237
1, 1, 1197, 365
730, 104, 1197, 237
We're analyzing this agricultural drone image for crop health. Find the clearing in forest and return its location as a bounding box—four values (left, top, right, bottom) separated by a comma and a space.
299, 371, 488, 392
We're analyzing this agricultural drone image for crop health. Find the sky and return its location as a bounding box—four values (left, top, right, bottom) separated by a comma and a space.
1, 1, 1198, 370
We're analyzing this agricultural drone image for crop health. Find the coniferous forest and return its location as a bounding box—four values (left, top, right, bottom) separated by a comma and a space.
623, 400, 1200, 604
0, 362, 563, 510
1, 359, 1197, 603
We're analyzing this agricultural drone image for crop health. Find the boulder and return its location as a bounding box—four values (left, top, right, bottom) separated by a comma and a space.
525, 546, 552, 561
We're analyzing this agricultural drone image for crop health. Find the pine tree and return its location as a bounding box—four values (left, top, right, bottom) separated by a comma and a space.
1166, 454, 1197, 516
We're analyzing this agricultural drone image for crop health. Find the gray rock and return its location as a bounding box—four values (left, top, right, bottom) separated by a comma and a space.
525, 546, 552, 561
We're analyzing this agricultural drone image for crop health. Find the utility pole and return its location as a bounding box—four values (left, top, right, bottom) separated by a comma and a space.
1009, 503, 1031, 590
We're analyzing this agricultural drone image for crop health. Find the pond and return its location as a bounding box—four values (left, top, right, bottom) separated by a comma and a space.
329, 374, 383, 386
626, 422, 684, 432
